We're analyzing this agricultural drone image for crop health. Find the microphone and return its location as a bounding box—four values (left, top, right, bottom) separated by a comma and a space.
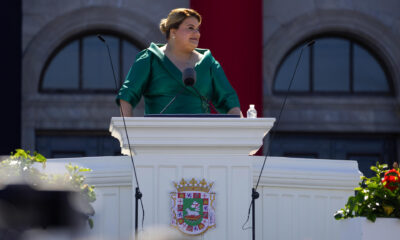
307, 40, 315, 47
159, 68, 195, 114
97, 34, 105, 42
182, 68, 219, 113
183, 68, 196, 86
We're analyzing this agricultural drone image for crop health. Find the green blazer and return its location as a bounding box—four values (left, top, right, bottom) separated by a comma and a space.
116, 43, 240, 114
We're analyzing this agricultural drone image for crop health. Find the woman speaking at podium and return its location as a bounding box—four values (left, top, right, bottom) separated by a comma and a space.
116, 8, 242, 117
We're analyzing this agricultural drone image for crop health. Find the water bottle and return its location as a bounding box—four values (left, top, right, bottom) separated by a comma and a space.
246, 104, 257, 118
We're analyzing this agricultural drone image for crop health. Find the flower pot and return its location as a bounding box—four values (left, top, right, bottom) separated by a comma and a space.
339, 217, 400, 240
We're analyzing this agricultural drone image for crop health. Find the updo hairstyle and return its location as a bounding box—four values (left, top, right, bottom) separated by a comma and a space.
159, 8, 202, 39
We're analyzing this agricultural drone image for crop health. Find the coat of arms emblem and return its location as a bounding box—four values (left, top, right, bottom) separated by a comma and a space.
171, 178, 216, 235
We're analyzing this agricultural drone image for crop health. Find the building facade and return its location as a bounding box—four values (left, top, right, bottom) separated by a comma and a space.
20, 0, 400, 176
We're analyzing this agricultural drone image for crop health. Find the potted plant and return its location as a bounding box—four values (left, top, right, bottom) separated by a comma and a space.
0, 149, 96, 228
334, 162, 400, 239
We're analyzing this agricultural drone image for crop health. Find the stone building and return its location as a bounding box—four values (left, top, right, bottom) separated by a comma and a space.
15, 0, 400, 176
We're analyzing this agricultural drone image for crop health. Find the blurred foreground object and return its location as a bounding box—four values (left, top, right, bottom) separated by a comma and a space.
0, 149, 96, 239
0, 184, 88, 239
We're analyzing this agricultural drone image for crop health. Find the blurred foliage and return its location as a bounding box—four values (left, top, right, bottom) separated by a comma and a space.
0, 149, 96, 228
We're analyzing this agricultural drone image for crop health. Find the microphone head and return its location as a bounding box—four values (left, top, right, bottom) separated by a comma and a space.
97, 34, 105, 42
307, 40, 315, 47
182, 68, 196, 87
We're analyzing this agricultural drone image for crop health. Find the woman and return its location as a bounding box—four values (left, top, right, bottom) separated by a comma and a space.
117, 8, 242, 117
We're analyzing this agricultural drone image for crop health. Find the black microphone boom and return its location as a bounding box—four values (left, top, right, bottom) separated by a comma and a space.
159, 96, 177, 114
97, 34, 144, 236
242, 40, 315, 240
255, 40, 315, 190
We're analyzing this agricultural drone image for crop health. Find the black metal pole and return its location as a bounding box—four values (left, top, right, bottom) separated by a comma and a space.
250, 41, 315, 240
97, 35, 144, 237
252, 188, 259, 240
135, 187, 142, 237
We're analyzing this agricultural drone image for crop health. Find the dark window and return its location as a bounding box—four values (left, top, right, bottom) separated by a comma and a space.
42, 40, 80, 90
313, 38, 350, 92
274, 37, 393, 95
268, 133, 397, 177
40, 33, 143, 93
36, 131, 122, 158
353, 44, 389, 92
274, 45, 310, 92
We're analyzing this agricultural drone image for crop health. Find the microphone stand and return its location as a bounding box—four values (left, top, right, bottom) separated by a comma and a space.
252, 188, 259, 240
97, 34, 144, 238
249, 40, 314, 240
159, 96, 176, 114
135, 187, 142, 234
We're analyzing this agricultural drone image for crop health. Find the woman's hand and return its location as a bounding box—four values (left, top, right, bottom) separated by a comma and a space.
227, 107, 243, 118
119, 99, 133, 117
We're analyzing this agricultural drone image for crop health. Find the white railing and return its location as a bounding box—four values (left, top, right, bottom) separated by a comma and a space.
253, 156, 360, 240
46, 155, 360, 240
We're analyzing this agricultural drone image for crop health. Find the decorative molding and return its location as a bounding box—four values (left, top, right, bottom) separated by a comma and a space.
110, 117, 275, 155
253, 156, 361, 190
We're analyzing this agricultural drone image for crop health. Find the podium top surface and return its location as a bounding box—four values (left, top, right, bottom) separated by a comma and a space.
109, 117, 275, 156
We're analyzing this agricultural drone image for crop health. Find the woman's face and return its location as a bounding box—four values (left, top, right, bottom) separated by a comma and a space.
171, 17, 201, 51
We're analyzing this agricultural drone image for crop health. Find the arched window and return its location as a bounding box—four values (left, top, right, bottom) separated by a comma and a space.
274, 37, 393, 95
40, 32, 143, 93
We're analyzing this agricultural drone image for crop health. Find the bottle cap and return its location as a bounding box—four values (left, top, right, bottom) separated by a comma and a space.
250, 104, 255, 108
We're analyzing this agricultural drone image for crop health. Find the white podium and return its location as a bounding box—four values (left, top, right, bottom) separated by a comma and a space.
109, 117, 275, 239
44, 116, 359, 240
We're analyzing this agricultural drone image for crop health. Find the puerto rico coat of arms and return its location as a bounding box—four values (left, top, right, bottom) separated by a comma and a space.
171, 178, 216, 235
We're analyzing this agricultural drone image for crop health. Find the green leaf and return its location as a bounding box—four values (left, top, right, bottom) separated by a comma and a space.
34, 153, 46, 163
88, 218, 94, 229
334, 211, 343, 220
366, 214, 376, 222
78, 167, 92, 173
369, 177, 380, 183
360, 176, 367, 181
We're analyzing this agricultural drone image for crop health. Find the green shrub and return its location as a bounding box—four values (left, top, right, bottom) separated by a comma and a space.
334, 162, 400, 222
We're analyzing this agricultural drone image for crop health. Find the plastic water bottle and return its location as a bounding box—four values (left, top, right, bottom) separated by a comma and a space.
246, 104, 257, 118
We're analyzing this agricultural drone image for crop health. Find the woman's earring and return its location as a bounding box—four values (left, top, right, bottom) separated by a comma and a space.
172, 35, 176, 39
